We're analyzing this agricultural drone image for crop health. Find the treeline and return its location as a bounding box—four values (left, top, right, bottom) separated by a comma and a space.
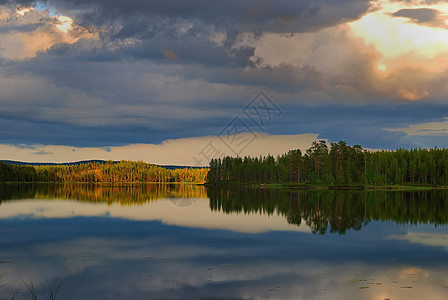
208, 188, 448, 234
207, 141, 448, 185
0, 160, 208, 183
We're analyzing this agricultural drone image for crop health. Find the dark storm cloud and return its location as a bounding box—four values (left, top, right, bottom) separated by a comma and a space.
123, 38, 256, 68
3, 40, 446, 149
0, 73, 446, 149
41, 0, 371, 33
6, 0, 33, 5
1, 0, 447, 153
16, 0, 370, 69
392, 8, 447, 28
0, 0, 371, 91
41, 36, 256, 69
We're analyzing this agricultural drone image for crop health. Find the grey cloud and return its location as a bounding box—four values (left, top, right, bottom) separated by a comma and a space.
0, 23, 40, 34
26, 19, 256, 69
6, 0, 34, 5
2, 0, 371, 71
121, 37, 256, 68
1, 0, 447, 151
392, 8, 447, 28
39, 0, 371, 34
15, 144, 39, 150
15, 49, 320, 106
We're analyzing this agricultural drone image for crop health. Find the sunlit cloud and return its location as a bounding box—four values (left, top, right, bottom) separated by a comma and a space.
347, 0, 448, 101
243, 0, 448, 102
0, 5, 98, 60
16, 6, 33, 17
350, 7, 448, 61
55, 15, 73, 34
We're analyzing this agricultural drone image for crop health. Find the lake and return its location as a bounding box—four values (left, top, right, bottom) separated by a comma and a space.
0, 183, 448, 299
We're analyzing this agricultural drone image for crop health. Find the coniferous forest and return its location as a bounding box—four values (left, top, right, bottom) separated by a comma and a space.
0, 160, 208, 183
207, 141, 448, 186
3, 141, 448, 186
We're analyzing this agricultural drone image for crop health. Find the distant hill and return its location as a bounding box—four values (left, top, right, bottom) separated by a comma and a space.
160, 165, 206, 170
1, 160, 111, 166
0, 160, 206, 169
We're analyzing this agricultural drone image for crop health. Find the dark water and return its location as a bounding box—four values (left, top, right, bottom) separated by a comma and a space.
0, 184, 448, 299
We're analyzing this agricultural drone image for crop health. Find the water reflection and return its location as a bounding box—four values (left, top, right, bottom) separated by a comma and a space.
2, 184, 448, 234
0, 184, 447, 299
0, 184, 305, 233
208, 187, 448, 234
0, 183, 207, 204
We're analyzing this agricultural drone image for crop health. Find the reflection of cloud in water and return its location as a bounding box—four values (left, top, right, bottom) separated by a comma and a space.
0, 199, 311, 233
391, 232, 448, 251
1, 233, 448, 300
1, 189, 448, 299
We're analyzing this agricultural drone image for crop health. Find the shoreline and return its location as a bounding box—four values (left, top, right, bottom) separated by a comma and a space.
204, 182, 448, 191
3, 181, 448, 191
0, 181, 205, 185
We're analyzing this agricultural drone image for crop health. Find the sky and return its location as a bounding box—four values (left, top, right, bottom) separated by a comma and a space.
1, 0, 448, 165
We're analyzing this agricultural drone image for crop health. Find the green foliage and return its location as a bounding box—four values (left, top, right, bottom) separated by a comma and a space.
207, 141, 448, 186
0, 161, 208, 183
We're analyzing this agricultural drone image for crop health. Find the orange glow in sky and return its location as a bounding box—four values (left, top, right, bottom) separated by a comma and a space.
349, 1, 448, 72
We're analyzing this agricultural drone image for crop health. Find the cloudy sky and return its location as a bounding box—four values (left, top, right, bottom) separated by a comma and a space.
1, 0, 448, 165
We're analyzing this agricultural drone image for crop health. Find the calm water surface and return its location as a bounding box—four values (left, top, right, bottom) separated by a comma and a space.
0, 183, 447, 299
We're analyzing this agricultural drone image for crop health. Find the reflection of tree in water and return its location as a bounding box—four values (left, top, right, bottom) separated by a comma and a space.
2, 184, 448, 234
0, 183, 207, 205
207, 187, 448, 235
